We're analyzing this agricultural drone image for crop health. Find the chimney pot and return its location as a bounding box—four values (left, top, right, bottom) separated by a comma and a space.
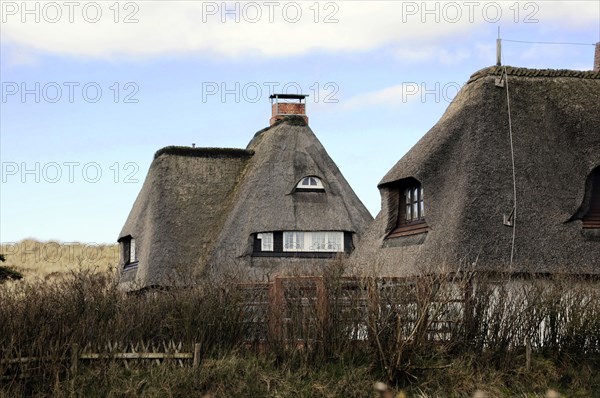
594, 42, 600, 72
269, 94, 309, 126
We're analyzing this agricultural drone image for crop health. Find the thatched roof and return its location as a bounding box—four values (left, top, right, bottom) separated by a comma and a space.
118, 117, 373, 290
210, 117, 373, 278
350, 66, 600, 277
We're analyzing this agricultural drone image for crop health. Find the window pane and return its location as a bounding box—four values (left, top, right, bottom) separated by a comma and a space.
327, 232, 343, 251
283, 232, 293, 251
261, 233, 273, 251
308, 231, 344, 252
283, 232, 344, 252
406, 204, 412, 221
297, 177, 324, 190
405, 188, 411, 204
310, 232, 326, 251
420, 187, 424, 217
413, 202, 419, 220
284, 232, 304, 251
413, 188, 418, 203
130, 239, 136, 263
297, 232, 304, 250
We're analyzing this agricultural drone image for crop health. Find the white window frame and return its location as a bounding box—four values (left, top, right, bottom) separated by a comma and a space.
283, 231, 344, 252
296, 176, 325, 190
129, 238, 137, 263
257, 233, 273, 252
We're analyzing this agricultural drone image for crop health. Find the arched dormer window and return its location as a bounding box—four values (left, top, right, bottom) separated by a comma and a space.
582, 167, 600, 229
296, 176, 325, 191
387, 180, 429, 238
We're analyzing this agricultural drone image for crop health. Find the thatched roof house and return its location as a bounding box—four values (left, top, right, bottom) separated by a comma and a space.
117, 96, 373, 290
350, 66, 600, 277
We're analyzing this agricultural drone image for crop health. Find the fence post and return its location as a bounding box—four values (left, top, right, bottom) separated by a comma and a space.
193, 343, 201, 370
70, 343, 79, 376
525, 337, 532, 372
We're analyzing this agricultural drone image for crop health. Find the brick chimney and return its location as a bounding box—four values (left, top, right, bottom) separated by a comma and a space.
269, 94, 309, 126
595, 42, 600, 72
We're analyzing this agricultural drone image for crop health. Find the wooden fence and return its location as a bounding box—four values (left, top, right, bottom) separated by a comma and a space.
1, 276, 469, 380
237, 276, 468, 345
1, 341, 202, 381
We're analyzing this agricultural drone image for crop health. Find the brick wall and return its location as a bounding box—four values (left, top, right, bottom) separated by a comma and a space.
270, 102, 308, 125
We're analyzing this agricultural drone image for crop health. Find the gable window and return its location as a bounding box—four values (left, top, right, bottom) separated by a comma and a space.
387, 182, 429, 238
119, 236, 138, 269
583, 167, 600, 229
296, 176, 324, 191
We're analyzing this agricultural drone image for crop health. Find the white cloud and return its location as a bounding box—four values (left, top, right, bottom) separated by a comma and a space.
2, 46, 39, 66
1, 1, 597, 61
393, 46, 471, 65
519, 43, 566, 61
533, 1, 600, 29
341, 84, 423, 110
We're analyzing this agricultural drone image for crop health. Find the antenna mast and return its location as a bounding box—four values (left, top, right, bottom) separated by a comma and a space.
496, 27, 502, 66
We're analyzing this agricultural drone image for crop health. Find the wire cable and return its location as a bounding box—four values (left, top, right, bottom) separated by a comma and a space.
501, 51, 518, 267
503, 39, 595, 46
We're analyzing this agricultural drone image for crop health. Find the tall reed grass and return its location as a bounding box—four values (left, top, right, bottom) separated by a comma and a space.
1, 260, 599, 397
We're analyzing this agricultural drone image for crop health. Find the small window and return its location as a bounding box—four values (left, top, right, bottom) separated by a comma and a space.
129, 239, 137, 263
404, 186, 425, 223
296, 176, 324, 191
256, 233, 274, 251
120, 236, 138, 268
387, 182, 429, 239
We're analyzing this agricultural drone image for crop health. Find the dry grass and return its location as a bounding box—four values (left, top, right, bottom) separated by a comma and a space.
0, 250, 599, 397
0, 239, 117, 281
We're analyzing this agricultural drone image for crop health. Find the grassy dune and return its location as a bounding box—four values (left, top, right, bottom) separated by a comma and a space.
0, 239, 118, 281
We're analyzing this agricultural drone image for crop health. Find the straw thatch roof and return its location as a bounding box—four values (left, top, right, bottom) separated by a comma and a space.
350, 66, 600, 277
117, 117, 372, 290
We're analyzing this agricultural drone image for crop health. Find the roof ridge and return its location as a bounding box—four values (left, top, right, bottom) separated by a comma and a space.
468, 66, 600, 84
154, 146, 253, 160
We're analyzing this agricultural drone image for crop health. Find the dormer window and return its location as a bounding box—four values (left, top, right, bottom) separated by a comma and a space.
387, 181, 429, 238
119, 235, 138, 269
404, 186, 425, 223
296, 176, 324, 191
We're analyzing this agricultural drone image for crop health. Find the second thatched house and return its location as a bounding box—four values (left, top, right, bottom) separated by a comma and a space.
350, 64, 600, 277
117, 95, 373, 291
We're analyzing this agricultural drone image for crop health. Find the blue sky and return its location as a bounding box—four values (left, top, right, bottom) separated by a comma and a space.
1, 1, 599, 244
